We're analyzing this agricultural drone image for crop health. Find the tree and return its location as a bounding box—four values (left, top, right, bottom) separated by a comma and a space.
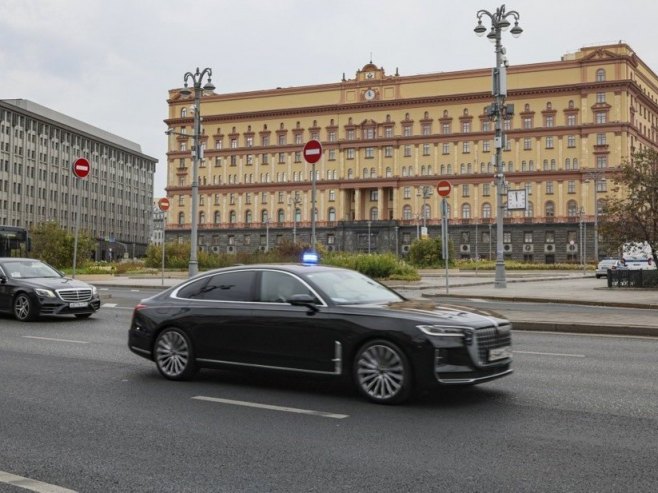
598, 148, 658, 264
29, 222, 95, 269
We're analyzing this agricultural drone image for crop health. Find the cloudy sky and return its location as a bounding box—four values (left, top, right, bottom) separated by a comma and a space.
1, 0, 656, 198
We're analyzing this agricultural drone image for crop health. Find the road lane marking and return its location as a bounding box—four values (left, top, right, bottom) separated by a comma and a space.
102, 303, 118, 308
0, 470, 77, 493
515, 350, 585, 358
192, 396, 349, 419
130, 289, 140, 292
22, 336, 88, 344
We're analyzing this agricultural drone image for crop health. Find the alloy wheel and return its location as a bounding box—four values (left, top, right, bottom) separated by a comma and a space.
356, 343, 407, 402
155, 330, 191, 379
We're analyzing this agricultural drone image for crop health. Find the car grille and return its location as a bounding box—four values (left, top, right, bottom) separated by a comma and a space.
57, 288, 93, 302
476, 324, 512, 364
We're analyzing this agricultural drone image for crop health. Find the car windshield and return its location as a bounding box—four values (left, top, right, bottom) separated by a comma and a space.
307, 269, 403, 305
2, 261, 62, 279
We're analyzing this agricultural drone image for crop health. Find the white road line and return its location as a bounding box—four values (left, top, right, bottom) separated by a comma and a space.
130, 289, 140, 292
515, 350, 585, 358
0, 470, 77, 493
22, 336, 88, 344
192, 396, 349, 419
102, 303, 118, 308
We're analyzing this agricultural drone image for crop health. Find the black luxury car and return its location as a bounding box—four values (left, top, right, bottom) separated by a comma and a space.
0, 258, 101, 321
128, 264, 512, 404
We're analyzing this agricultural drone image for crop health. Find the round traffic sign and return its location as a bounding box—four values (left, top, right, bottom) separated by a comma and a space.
437, 180, 452, 197
158, 197, 170, 211
72, 157, 90, 178
303, 139, 323, 164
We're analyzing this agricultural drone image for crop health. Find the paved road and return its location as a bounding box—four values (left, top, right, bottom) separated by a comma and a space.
1, 306, 657, 492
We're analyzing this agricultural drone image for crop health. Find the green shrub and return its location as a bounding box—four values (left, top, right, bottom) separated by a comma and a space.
408, 238, 455, 267
323, 252, 419, 280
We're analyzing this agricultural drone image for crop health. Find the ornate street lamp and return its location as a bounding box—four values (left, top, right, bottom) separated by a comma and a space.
474, 4, 523, 288
179, 67, 215, 277
585, 169, 606, 261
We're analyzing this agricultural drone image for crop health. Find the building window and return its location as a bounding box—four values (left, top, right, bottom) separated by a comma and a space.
596, 156, 608, 168
524, 232, 533, 243
462, 203, 471, 218
596, 68, 606, 82
545, 136, 554, 149
595, 112, 607, 124
442, 123, 451, 134
596, 133, 607, 145
364, 147, 374, 159
482, 140, 491, 152
278, 152, 285, 164
329, 190, 336, 201
462, 122, 471, 133
523, 138, 532, 150
403, 187, 411, 199
384, 146, 393, 157
328, 207, 336, 221
596, 92, 606, 104
328, 149, 336, 161
403, 145, 412, 157
545, 115, 554, 127
567, 200, 578, 217
567, 135, 576, 148
482, 121, 491, 132
402, 205, 412, 220
568, 180, 576, 194
567, 114, 577, 126
346, 148, 355, 159
422, 143, 431, 156
422, 124, 431, 136
370, 190, 378, 201
545, 201, 555, 217
462, 184, 470, 197
462, 142, 471, 153
442, 143, 450, 155
523, 117, 532, 129
546, 181, 554, 194
384, 127, 393, 138
403, 126, 412, 137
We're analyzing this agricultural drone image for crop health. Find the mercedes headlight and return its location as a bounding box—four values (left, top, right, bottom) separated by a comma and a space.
35, 288, 56, 298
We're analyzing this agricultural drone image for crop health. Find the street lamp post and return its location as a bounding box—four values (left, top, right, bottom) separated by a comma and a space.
475, 4, 523, 289
585, 170, 605, 261
367, 220, 372, 253
289, 194, 302, 244
179, 67, 215, 277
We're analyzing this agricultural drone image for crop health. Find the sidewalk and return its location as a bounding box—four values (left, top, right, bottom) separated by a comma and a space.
80, 269, 658, 337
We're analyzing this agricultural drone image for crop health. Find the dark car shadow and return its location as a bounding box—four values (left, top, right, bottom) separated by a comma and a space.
0, 313, 98, 324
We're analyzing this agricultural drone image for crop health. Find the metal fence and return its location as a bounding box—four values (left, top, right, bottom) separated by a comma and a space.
607, 269, 658, 288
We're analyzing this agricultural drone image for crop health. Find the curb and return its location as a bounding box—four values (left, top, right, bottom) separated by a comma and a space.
512, 321, 657, 338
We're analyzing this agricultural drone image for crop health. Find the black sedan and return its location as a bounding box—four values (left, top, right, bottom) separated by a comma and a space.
0, 258, 101, 321
128, 264, 512, 404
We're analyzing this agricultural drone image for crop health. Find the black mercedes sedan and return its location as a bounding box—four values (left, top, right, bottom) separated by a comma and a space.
128, 264, 512, 404
0, 258, 101, 321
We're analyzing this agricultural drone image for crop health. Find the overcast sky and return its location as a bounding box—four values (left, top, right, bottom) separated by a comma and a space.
1, 0, 657, 198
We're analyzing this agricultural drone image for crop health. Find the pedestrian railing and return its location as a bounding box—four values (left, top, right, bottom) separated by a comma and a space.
607, 269, 658, 288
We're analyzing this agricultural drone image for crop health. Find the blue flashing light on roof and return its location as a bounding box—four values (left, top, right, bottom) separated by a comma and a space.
301, 250, 319, 265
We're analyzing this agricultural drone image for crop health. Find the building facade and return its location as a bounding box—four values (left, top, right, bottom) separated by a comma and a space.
0, 99, 158, 260
164, 43, 658, 262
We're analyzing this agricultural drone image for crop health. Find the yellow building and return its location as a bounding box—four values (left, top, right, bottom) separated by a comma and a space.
164, 43, 658, 261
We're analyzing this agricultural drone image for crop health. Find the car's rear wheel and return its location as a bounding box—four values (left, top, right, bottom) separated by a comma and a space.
154, 327, 197, 380
14, 293, 37, 322
354, 340, 412, 404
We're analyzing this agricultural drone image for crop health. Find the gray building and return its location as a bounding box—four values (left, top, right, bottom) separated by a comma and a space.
0, 99, 157, 260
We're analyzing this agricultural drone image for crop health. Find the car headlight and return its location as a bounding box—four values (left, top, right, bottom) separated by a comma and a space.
35, 288, 56, 298
91, 285, 98, 296
416, 324, 465, 337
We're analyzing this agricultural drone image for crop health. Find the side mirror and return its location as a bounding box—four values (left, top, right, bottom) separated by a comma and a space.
288, 294, 319, 313
0, 274, 7, 284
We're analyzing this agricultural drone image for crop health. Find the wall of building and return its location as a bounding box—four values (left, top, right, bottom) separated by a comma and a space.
164, 43, 658, 261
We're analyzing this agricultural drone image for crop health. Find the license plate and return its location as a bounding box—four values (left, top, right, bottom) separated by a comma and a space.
489, 346, 512, 361
69, 302, 88, 308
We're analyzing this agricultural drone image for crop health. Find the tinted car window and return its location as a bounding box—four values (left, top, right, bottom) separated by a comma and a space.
177, 277, 211, 299
259, 271, 316, 303
199, 271, 257, 302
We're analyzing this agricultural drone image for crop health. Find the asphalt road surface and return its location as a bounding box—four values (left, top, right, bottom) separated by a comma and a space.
0, 291, 657, 492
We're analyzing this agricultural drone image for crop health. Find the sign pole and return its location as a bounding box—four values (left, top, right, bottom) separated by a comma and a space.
71, 157, 90, 279
157, 198, 170, 286
303, 139, 322, 251
442, 198, 450, 295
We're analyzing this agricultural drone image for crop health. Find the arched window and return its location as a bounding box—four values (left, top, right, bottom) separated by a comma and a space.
370, 167, 376, 177
402, 167, 408, 177
447, 164, 453, 174
328, 207, 336, 221
565, 158, 571, 170
462, 203, 471, 219
567, 200, 578, 217
347, 169, 354, 179
229, 210, 237, 223
178, 212, 185, 225
245, 210, 252, 224
596, 68, 606, 82
543, 159, 549, 171
545, 201, 555, 217
370, 207, 378, 220
568, 100, 575, 109
421, 165, 426, 175
261, 210, 268, 223
385, 167, 392, 177
181, 108, 187, 118
482, 203, 492, 218
277, 209, 285, 223
199, 211, 205, 224
363, 168, 368, 178
422, 204, 431, 220
295, 208, 301, 222
573, 158, 579, 170
550, 159, 556, 170
527, 201, 534, 217
214, 211, 221, 224
403, 205, 412, 220
460, 163, 466, 174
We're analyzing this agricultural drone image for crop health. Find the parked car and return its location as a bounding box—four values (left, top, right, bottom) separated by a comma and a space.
596, 259, 620, 278
623, 257, 656, 271
128, 264, 513, 404
0, 258, 101, 321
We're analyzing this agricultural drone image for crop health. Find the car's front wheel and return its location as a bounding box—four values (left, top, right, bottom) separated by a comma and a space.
154, 327, 197, 380
14, 293, 37, 322
353, 340, 412, 404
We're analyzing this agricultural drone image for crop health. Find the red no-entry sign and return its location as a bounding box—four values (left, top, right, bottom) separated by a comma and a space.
303, 139, 323, 164
437, 180, 452, 197
158, 197, 170, 211
72, 157, 90, 178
